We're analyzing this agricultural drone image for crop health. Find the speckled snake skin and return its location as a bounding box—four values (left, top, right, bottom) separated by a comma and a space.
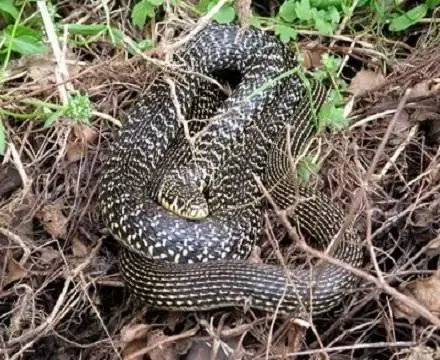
99, 24, 363, 316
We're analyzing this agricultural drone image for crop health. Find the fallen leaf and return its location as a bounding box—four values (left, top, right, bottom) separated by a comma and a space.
38, 203, 68, 239
121, 324, 152, 360
247, 246, 263, 264
66, 124, 98, 162
184, 339, 232, 360
66, 142, 87, 162
73, 124, 98, 144
165, 312, 185, 332
145, 330, 178, 360
123, 329, 178, 360
394, 109, 411, 133
348, 70, 385, 95
299, 47, 326, 69
24, 52, 81, 85
393, 269, 440, 323
0, 164, 22, 198
120, 323, 151, 344
404, 346, 437, 360
6, 254, 28, 285
39, 248, 61, 265
409, 80, 431, 98
72, 236, 89, 258
428, 233, 440, 249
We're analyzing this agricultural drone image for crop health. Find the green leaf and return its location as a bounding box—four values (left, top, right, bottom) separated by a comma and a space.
132, 0, 155, 29
208, 3, 236, 24
389, 4, 428, 32
295, 0, 313, 21
327, 6, 341, 24
321, 53, 341, 73
148, 0, 164, 5
314, 16, 334, 34
196, 0, 212, 12
62, 24, 108, 35
4, 34, 48, 55
66, 94, 93, 124
4, 24, 41, 38
297, 155, 318, 184
427, 0, 440, 8
138, 38, 154, 50
274, 24, 296, 43
43, 109, 64, 128
0, 0, 18, 19
279, 0, 297, 22
318, 102, 347, 131
0, 119, 5, 155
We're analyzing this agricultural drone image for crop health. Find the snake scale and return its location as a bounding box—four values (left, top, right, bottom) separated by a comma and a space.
99, 24, 363, 316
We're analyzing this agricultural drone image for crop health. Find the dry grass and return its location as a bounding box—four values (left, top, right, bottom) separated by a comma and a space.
1, 2, 440, 360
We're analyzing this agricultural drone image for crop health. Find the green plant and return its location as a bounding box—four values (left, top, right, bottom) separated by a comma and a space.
272, 0, 352, 43
388, 0, 439, 31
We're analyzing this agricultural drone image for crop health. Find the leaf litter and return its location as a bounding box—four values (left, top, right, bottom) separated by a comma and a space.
1, 3, 440, 360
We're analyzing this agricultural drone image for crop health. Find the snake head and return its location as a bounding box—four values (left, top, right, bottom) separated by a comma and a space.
157, 169, 209, 220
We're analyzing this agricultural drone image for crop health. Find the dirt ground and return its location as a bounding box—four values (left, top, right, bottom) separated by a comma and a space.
2, 3, 440, 360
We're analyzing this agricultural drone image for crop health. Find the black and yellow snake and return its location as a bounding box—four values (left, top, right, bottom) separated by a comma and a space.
99, 24, 363, 316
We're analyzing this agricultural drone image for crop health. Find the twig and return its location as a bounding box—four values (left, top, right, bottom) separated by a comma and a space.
37, 1, 72, 105
375, 124, 419, 181
0, 228, 31, 265
7, 140, 29, 190
262, 341, 415, 358
164, 0, 231, 52
125, 326, 200, 360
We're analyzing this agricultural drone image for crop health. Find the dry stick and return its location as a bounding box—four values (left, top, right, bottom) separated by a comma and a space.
125, 326, 200, 360
235, 0, 252, 28
266, 89, 440, 326
164, 0, 230, 52
5, 241, 102, 348
329, 89, 413, 260
0, 228, 31, 265
375, 123, 419, 181
262, 341, 415, 359
37, 0, 71, 105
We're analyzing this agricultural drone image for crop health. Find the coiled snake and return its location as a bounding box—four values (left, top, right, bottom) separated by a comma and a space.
99, 24, 363, 316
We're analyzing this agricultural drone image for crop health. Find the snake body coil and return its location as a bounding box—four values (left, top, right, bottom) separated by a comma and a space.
99, 24, 363, 316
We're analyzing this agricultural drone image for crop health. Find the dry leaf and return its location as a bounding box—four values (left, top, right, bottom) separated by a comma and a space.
0, 164, 22, 198
300, 48, 326, 69
121, 324, 152, 360
247, 246, 262, 264
39, 203, 68, 239
39, 248, 61, 265
66, 142, 86, 162
22, 52, 81, 85
394, 109, 411, 133
121, 323, 151, 344
428, 233, 440, 249
165, 312, 185, 332
348, 70, 385, 95
184, 339, 230, 360
393, 269, 440, 323
73, 124, 98, 144
67, 124, 97, 162
409, 80, 431, 98
405, 346, 437, 360
72, 236, 89, 257
146, 330, 178, 360
6, 255, 28, 285
123, 329, 178, 360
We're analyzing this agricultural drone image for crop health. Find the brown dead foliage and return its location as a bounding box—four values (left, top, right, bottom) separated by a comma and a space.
1, 3, 440, 360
